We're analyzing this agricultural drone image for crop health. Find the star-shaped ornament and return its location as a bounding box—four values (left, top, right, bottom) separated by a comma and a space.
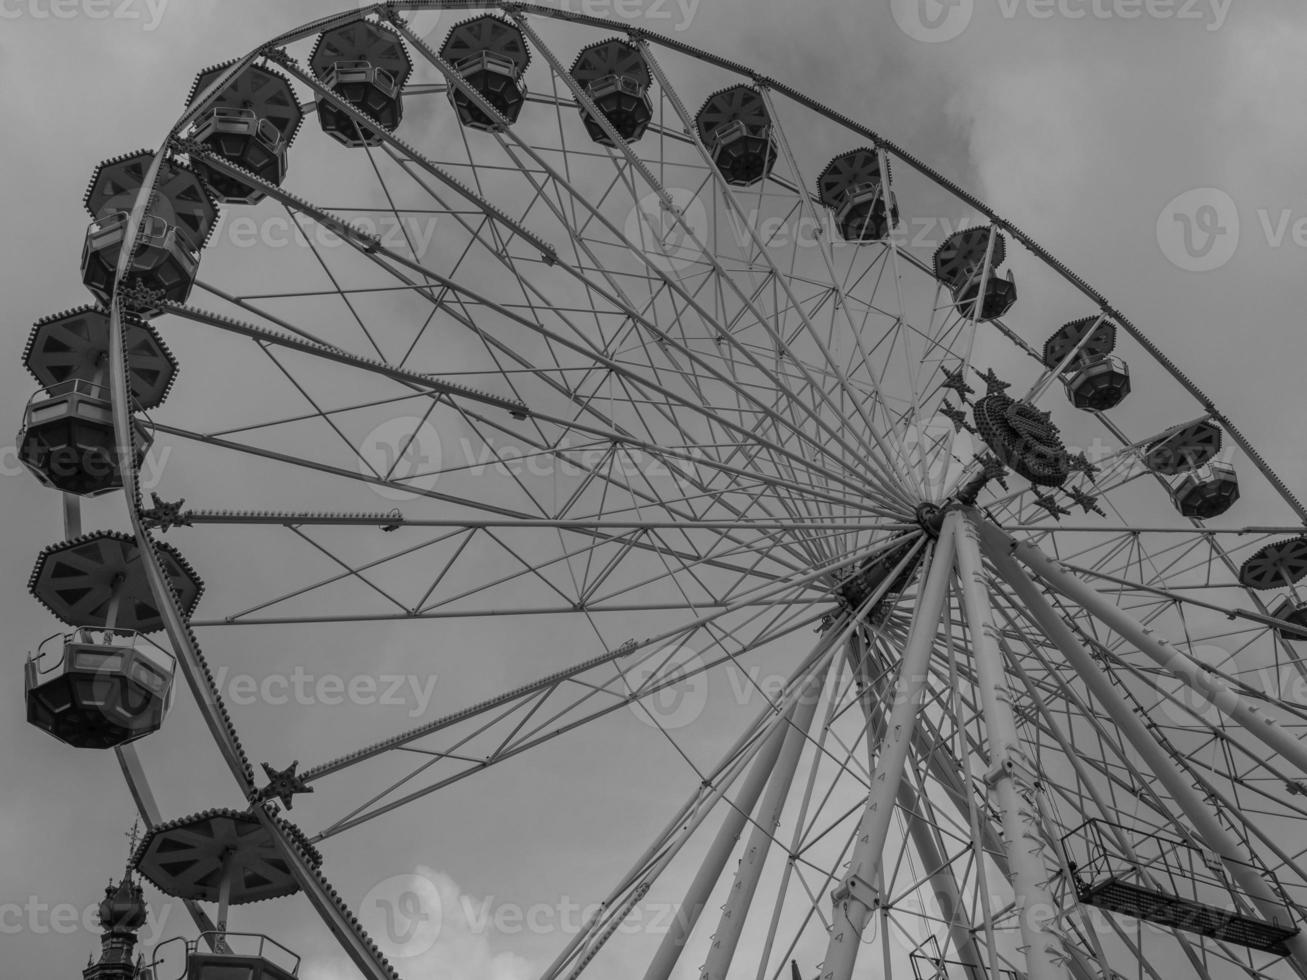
258, 760, 314, 810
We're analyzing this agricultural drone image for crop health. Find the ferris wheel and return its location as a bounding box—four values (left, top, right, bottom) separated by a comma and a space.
18, 4, 1307, 980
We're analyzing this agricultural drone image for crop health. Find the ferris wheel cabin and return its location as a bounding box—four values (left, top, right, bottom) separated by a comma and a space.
184, 62, 302, 204
441, 15, 530, 131
933, 226, 1018, 322
695, 85, 776, 187
1144, 420, 1241, 519
18, 306, 173, 497
570, 38, 653, 145
134, 809, 322, 980
17, 380, 153, 497
311, 18, 413, 148
817, 148, 899, 242
151, 933, 300, 980
25, 628, 174, 749
79, 151, 218, 311
1240, 535, 1307, 641
1042, 317, 1132, 412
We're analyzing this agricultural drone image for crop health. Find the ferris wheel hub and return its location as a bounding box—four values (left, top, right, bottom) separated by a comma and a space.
914, 501, 945, 537
973, 391, 1071, 488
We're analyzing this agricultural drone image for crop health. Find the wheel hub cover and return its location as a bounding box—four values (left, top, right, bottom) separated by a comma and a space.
973, 393, 1070, 487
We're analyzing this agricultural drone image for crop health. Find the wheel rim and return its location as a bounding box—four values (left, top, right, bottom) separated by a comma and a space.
24, 6, 1307, 980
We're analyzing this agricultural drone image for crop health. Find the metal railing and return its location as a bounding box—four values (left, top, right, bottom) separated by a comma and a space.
25, 628, 176, 702
20, 378, 155, 444
322, 59, 398, 97
586, 71, 646, 99
1061, 818, 1296, 932
453, 49, 520, 78
148, 932, 301, 980
707, 117, 770, 153
192, 105, 285, 152
85, 210, 201, 261
1059, 352, 1127, 379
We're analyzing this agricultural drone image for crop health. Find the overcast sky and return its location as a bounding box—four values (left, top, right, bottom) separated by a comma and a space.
4, 2, 1307, 979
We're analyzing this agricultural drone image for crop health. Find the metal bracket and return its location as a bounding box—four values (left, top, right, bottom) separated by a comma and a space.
831, 872, 879, 911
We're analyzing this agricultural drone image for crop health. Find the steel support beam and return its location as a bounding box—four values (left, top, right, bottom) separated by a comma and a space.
954, 509, 1070, 980
819, 525, 956, 980
984, 535, 1307, 973
699, 659, 826, 980
845, 633, 988, 975
640, 691, 797, 980
548, 632, 842, 980
994, 523, 1307, 780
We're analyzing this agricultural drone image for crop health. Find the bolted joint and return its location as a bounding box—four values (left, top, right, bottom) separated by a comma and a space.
984, 755, 1020, 787
831, 872, 879, 912
984, 744, 1042, 790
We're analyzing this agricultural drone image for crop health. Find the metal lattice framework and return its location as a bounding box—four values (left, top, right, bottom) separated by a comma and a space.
24, 5, 1307, 980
